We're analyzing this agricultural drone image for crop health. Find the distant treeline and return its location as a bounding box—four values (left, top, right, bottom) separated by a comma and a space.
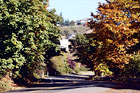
59, 12, 75, 26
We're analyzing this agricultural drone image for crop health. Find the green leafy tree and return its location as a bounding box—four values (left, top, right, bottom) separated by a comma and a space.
70, 34, 94, 69
0, 0, 60, 80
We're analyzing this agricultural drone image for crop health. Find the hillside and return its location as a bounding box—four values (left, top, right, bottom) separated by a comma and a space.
59, 25, 90, 36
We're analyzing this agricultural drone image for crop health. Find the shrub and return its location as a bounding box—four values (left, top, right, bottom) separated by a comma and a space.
74, 64, 90, 74
0, 81, 11, 92
119, 52, 140, 78
0, 75, 12, 92
74, 65, 80, 74
49, 53, 72, 75
79, 66, 90, 71
67, 58, 76, 69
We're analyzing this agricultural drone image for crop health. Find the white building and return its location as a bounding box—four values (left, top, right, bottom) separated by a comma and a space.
59, 39, 69, 51
76, 18, 90, 25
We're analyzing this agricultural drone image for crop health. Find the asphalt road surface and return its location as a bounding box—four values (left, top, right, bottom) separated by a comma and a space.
3, 74, 140, 93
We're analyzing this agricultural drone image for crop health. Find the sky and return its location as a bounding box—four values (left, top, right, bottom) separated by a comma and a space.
48, 0, 106, 21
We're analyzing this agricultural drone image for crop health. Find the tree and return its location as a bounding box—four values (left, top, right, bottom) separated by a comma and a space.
0, 0, 60, 80
70, 34, 94, 69
59, 12, 64, 26
85, 0, 140, 76
70, 20, 75, 26
64, 19, 70, 26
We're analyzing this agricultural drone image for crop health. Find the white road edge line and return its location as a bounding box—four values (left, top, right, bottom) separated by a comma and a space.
49, 77, 53, 84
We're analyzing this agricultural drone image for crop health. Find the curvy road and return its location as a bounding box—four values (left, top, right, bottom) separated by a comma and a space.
3, 74, 140, 93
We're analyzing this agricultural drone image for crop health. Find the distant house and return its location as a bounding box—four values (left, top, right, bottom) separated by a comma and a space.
76, 20, 82, 25
59, 34, 77, 52
76, 18, 90, 25
59, 38, 69, 52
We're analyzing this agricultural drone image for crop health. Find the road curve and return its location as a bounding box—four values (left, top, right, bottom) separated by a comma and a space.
3, 74, 139, 93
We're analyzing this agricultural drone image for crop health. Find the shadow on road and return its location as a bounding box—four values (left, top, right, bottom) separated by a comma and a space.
6, 75, 140, 93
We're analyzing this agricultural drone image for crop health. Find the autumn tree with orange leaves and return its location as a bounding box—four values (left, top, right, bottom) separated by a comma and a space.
85, 0, 140, 76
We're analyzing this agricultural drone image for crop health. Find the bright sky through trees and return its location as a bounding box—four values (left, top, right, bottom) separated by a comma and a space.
48, 0, 106, 21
